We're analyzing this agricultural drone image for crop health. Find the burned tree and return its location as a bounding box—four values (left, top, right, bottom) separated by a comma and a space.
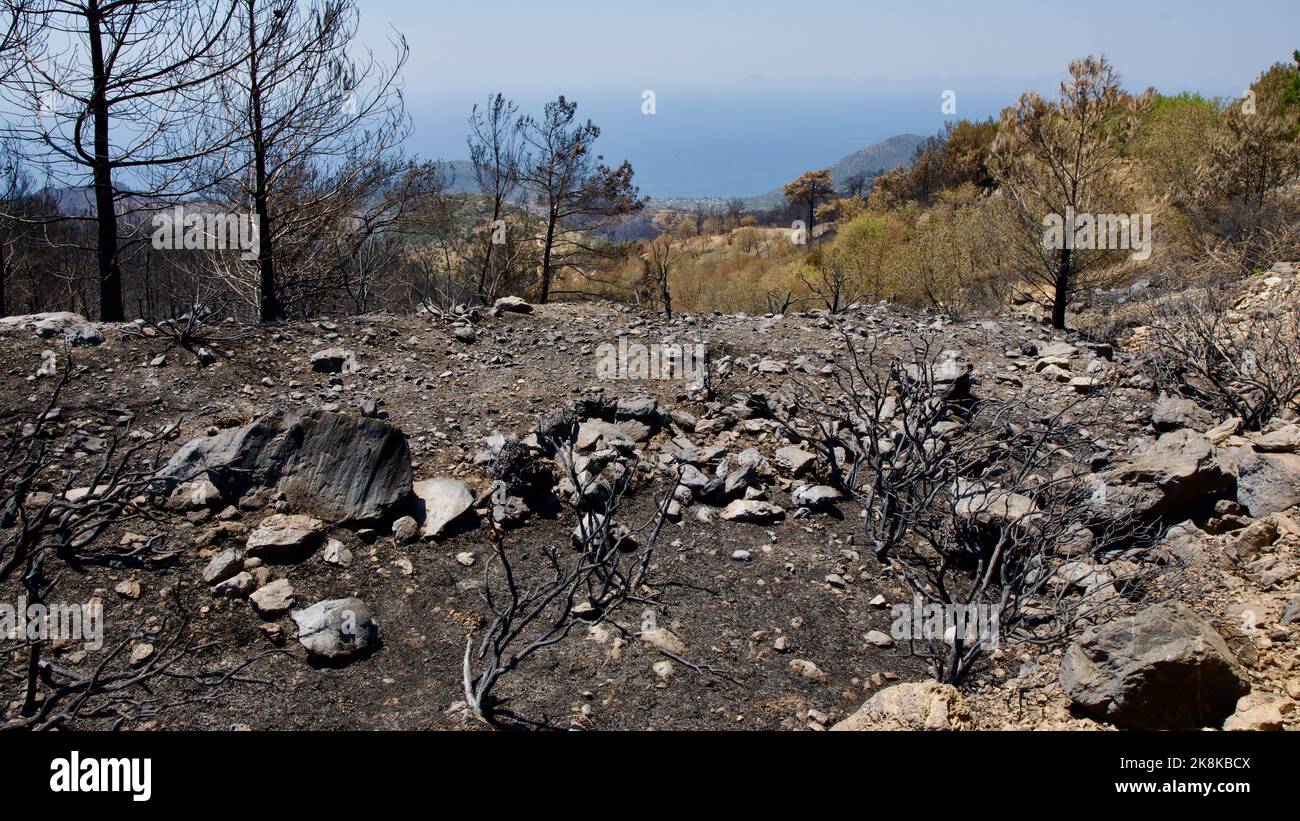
2, 0, 245, 321
517, 96, 642, 304
461, 432, 676, 727
1144, 283, 1300, 431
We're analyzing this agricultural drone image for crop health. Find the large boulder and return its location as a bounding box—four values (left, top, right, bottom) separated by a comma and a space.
1102, 429, 1234, 523
1059, 602, 1248, 730
831, 681, 971, 731
158, 409, 412, 524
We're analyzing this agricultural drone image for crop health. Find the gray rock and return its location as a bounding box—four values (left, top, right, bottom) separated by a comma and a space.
1220, 444, 1300, 518
792, 484, 841, 508
774, 446, 816, 478
10, 312, 104, 347
211, 571, 256, 598
412, 478, 474, 539
392, 515, 419, 544
494, 296, 533, 313
720, 499, 785, 523
321, 538, 352, 567
158, 409, 413, 524
1152, 393, 1213, 432
1103, 429, 1233, 523
310, 348, 357, 373
1060, 602, 1248, 730
202, 548, 244, 585
291, 597, 378, 661
615, 396, 660, 422
722, 463, 757, 500
1251, 424, 1300, 453
249, 579, 296, 617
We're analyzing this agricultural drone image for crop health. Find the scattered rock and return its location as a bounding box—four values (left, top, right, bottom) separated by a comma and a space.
720, 499, 785, 523
245, 513, 325, 560
249, 579, 296, 618
310, 348, 358, 373
202, 548, 244, 585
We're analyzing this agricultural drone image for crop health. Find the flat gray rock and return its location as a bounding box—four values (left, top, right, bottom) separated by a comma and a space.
292, 597, 378, 661
158, 409, 413, 524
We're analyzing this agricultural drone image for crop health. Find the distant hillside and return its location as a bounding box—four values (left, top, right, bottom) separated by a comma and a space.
741, 133, 925, 209
438, 160, 481, 195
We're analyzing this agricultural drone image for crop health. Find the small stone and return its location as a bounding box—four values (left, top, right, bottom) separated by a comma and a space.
392, 515, 419, 544
114, 580, 141, 600
211, 571, 256, 598
249, 579, 296, 618
652, 661, 675, 680
202, 548, 244, 585
865, 630, 894, 648
322, 539, 352, 567
789, 659, 827, 684
245, 513, 325, 560
129, 643, 155, 667
456, 551, 476, 567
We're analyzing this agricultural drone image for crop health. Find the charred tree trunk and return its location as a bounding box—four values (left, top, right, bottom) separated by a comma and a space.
1052, 246, 1071, 330
88, 7, 123, 322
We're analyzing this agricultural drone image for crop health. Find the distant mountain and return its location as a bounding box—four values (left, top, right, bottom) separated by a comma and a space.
741, 133, 925, 209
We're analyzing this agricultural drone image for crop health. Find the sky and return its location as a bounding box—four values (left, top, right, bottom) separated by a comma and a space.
355, 0, 1300, 197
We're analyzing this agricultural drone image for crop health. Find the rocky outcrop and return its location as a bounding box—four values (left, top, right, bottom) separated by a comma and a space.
1059, 602, 1248, 730
0, 312, 103, 346
158, 409, 413, 524
1102, 429, 1234, 523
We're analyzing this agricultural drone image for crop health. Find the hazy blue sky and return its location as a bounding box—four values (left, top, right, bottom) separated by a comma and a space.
355, 0, 1299, 197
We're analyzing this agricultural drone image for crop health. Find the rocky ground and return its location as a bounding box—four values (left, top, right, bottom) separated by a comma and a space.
1, 264, 1298, 731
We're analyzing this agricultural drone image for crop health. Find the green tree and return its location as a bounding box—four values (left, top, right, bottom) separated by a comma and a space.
783, 168, 835, 243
